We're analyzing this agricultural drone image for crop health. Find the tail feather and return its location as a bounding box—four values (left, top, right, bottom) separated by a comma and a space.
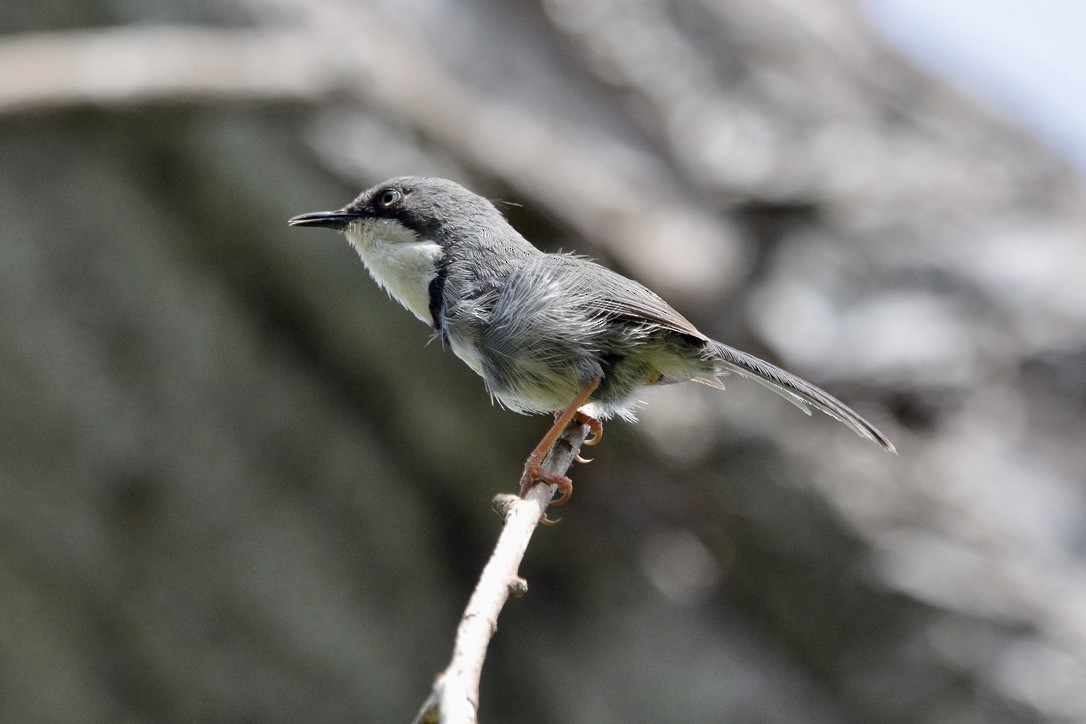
707, 340, 896, 454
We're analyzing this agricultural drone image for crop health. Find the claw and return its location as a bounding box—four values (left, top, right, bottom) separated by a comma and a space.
550, 477, 572, 507
574, 453, 593, 464
573, 412, 603, 446
519, 463, 572, 525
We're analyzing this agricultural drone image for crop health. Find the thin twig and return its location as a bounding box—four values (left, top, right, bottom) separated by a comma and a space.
413, 422, 589, 724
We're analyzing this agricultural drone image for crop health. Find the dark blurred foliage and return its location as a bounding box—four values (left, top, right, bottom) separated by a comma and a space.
2, 1, 1086, 721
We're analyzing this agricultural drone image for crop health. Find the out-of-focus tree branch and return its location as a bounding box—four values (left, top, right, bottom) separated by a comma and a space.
0, 27, 325, 110
0, 22, 743, 299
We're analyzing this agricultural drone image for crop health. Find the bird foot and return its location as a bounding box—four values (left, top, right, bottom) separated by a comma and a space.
522, 381, 601, 524
519, 461, 573, 507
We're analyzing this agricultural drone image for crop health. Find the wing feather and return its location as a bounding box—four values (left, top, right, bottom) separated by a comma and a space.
548, 255, 708, 340
540, 254, 895, 453
708, 340, 897, 453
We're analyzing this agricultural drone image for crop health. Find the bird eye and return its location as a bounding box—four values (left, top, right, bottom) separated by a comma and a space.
378, 188, 402, 208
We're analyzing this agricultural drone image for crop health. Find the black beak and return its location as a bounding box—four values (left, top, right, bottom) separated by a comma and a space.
287, 211, 360, 230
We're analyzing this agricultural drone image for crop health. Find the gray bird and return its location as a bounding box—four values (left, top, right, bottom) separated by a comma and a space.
289, 177, 895, 510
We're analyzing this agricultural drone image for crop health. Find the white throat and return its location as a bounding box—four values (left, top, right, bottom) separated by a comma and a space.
344, 218, 443, 326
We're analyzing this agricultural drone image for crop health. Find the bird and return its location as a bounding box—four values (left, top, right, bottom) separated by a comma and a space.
289, 177, 895, 513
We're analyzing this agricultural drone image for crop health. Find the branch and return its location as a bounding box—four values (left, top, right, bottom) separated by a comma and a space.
0, 27, 329, 114
413, 422, 589, 724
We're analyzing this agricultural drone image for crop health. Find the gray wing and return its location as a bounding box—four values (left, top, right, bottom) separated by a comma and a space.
547, 254, 708, 341
547, 254, 896, 453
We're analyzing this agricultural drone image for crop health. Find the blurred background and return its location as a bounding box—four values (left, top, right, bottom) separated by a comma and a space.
3, 0, 1086, 721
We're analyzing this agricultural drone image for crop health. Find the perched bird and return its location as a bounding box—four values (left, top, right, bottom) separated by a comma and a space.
290, 177, 895, 510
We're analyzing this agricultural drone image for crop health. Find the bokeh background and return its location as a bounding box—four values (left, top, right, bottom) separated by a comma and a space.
3, 1, 1086, 721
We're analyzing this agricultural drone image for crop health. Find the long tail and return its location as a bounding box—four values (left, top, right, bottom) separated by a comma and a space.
707, 340, 896, 453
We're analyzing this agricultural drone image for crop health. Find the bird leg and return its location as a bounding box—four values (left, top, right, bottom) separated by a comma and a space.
519, 379, 600, 514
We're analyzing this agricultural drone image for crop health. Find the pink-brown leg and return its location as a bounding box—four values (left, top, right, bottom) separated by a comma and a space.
518, 379, 600, 517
